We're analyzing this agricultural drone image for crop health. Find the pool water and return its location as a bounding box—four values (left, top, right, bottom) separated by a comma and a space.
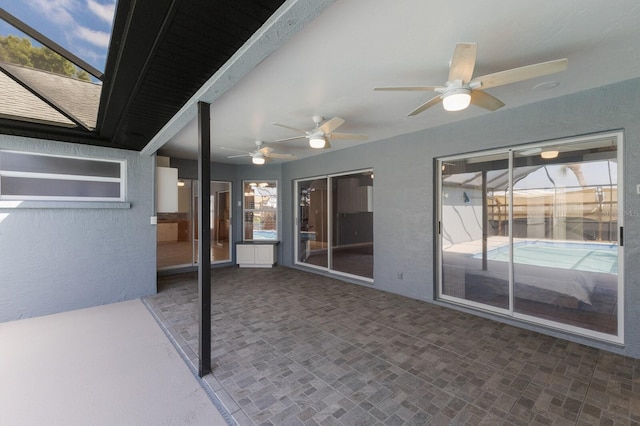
474, 241, 618, 274
253, 230, 277, 240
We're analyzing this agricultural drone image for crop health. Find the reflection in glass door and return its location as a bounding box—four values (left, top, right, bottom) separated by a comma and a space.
297, 178, 328, 268
157, 180, 232, 270
332, 173, 374, 278
511, 145, 619, 336
157, 179, 194, 268
295, 170, 374, 280
438, 133, 622, 342
440, 152, 510, 311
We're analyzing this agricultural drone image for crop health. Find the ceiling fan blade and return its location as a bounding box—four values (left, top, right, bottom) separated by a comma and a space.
318, 117, 345, 134
328, 132, 368, 141
226, 154, 251, 158
469, 90, 505, 111
258, 146, 273, 155
448, 42, 477, 83
220, 146, 251, 154
274, 135, 306, 142
471, 58, 568, 90
268, 153, 297, 159
408, 95, 443, 116
272, 122, 308, 133
374, 86, 441, 92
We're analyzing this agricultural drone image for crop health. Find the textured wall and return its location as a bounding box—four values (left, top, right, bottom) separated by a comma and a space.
281, 78, 640, 358
0, 136, 156, 322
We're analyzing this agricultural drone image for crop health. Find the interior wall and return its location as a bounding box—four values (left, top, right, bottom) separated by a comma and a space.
281, 77, 640, 358
0, 136, 157, 322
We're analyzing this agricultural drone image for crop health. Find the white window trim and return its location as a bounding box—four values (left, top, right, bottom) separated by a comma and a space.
0, 150, 126, 202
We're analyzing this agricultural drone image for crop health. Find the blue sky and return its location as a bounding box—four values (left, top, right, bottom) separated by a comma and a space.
0, 0, 116, 72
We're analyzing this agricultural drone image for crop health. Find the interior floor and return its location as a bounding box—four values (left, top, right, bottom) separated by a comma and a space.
464, 275, 618, 335
144, 266, 639, 425
300, 244, 374, 279
157, 241, 230, 269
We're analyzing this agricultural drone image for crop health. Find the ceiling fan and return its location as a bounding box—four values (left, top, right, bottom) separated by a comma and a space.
222, 140, 296, 165
272, 115, 367, 149
374, 42, 568, 115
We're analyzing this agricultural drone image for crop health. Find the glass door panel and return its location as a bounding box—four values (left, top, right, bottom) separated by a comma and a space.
440, 153, 510, 310
297, 178, 328, 267
512, 141, 618, 335
331, 172, 374, 278
211, 182, 232, 262
196, 181, 232, 264
157, 179, 194, 269
158, 180, 231, 270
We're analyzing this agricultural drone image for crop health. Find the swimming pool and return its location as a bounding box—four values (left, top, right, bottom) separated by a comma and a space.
252, 230, 277, 240
474, 240, 618, 274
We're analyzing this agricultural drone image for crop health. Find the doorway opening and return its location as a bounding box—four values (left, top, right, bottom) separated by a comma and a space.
157, 180, 232, 270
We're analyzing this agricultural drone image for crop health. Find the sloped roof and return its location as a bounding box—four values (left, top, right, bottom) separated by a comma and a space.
0, 69, 74, 127
0, 63, 101, 129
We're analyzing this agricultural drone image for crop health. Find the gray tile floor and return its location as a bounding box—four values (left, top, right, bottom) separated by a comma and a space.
144, 266, 640, 425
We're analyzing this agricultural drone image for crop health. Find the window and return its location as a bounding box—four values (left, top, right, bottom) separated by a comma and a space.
0, 150, 125, 201
437, 132, 622, 343
295, 170, 374, 280
243, 181, 277, 241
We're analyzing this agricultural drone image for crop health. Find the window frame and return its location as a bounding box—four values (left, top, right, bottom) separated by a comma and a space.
0, 150, 126, 202
294, 168, 374, 282
435, 131, 624, 344
242, 180, 278, 241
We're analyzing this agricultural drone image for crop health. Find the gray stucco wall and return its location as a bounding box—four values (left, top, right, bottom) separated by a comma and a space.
0, 136, 156, 322
280, 78, 640, 358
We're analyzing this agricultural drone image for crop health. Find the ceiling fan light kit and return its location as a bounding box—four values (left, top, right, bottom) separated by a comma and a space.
442, 88, 471, 111
252, 153, 266, 164
309, 135, 327, 149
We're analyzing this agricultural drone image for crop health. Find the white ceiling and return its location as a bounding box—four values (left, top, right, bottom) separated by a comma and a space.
156, 0, 640, 164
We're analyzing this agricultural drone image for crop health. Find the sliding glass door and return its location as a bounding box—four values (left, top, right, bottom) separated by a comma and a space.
438, 133, 622, 342
440, 152, 511, 311
157, 180, 232, 270
297, 178, 328, 268
295, 170, 374, 281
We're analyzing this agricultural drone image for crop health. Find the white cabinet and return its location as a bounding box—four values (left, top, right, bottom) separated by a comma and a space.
236, 243, 277, 268
156, 166, 178, 213
236, 244, 256, 265
157, 222, 178, 242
